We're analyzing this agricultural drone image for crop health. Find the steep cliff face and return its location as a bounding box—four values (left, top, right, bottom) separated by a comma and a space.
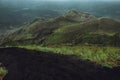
0, 47, 119, 80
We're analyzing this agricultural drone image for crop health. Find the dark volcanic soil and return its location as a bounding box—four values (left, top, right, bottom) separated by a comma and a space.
0, 47, 119, 80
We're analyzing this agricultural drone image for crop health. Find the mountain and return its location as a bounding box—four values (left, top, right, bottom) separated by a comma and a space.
0, 10, 120, 80
1, 1, 120, 33
0, 7, 60, 31
45, 17, 120, 45
0, 10, 120, 46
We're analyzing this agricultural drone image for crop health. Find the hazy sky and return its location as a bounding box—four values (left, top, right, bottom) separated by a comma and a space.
32, 0, 119, 1
1, 0, 119, 1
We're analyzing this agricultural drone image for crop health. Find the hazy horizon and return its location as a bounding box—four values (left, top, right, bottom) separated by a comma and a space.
0, 0, 120, 29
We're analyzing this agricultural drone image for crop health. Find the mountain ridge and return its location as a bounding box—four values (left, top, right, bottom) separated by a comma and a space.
0, 10, 120, 46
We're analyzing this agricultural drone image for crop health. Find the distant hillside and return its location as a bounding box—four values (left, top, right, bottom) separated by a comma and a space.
45, 17, 120, 46
0, 8, 60, 32
0, 10, 120, 46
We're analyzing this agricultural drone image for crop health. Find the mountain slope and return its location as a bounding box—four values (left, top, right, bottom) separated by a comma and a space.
0, 10, 120, 46
0, 47, 120, 80
45, 17, 120, 45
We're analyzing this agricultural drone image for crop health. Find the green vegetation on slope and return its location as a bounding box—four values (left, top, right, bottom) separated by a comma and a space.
0, 10, 120, 46
44, 17, 120, 46
0, 66, 7, 80
20, 45, 120, 68
0, 10, 96, 46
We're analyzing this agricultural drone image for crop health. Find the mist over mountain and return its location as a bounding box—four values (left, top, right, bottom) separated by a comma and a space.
0, 0, 120, 32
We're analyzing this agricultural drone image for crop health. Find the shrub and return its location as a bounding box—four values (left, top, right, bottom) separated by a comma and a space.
111, 33, 120, 46
0, 67, 7, 77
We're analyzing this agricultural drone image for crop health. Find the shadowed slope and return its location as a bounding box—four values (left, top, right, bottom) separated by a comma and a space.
0, 47, 119, 80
